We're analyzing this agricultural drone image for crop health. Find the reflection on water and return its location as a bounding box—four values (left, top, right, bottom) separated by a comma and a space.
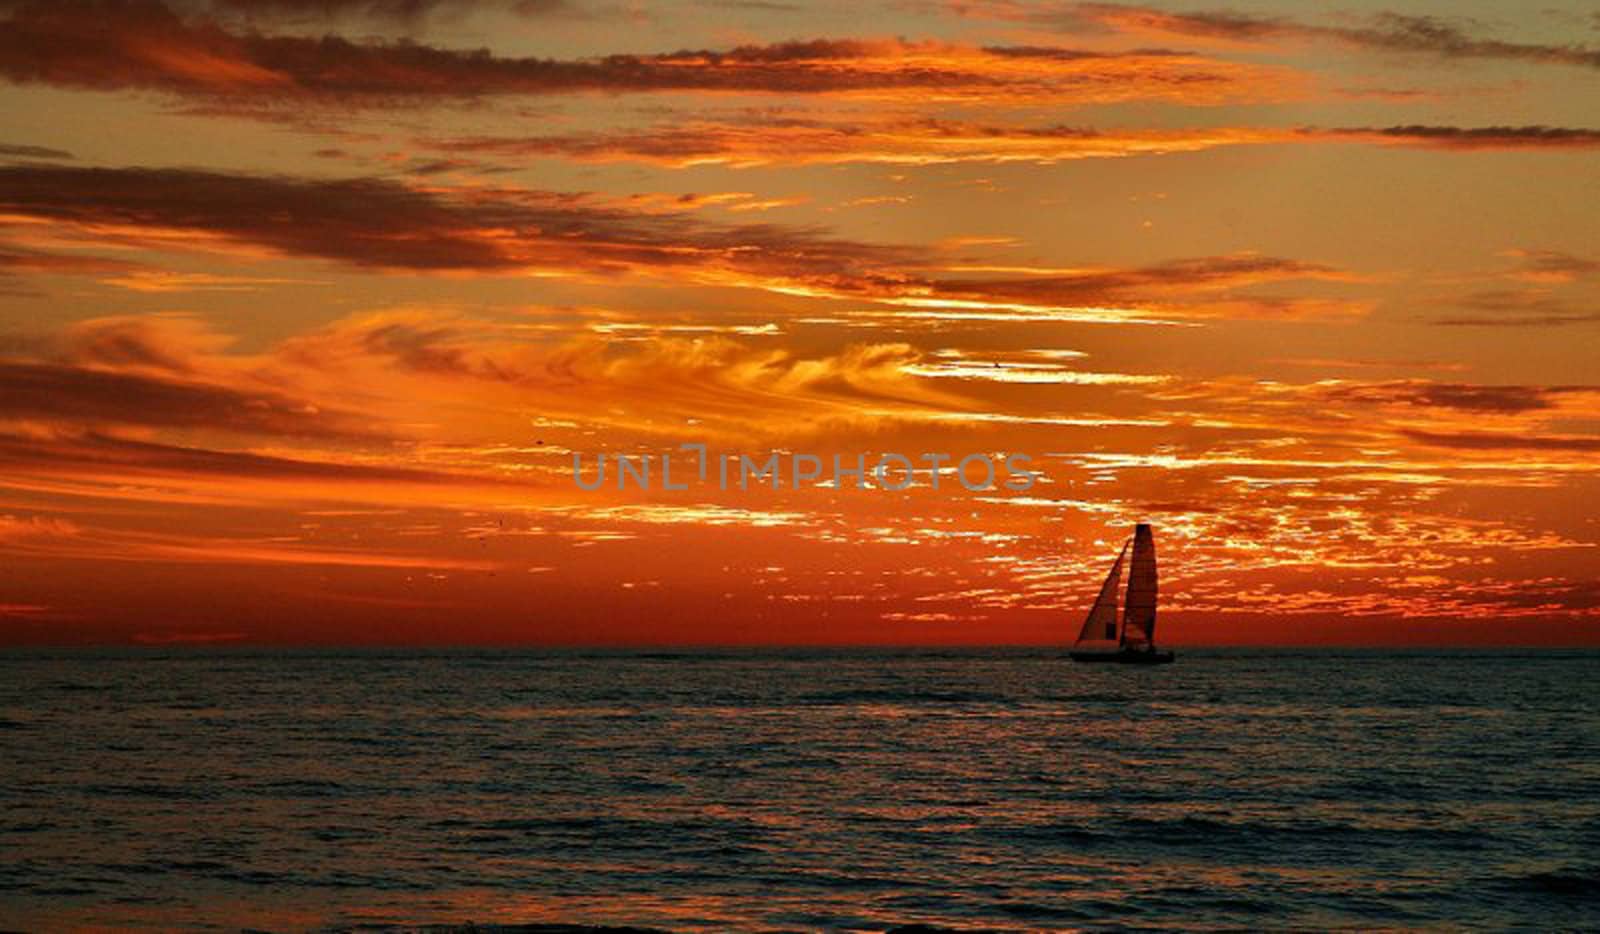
2, 649, 1598, 929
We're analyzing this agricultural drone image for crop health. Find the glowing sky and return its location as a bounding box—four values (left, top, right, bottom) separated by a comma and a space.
1, 0, 1596, 645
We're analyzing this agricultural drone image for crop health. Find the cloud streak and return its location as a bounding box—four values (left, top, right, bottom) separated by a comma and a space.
1401, 429, 1600, 452
0, 1, 1294, 105
1326, 125, 1600, 151
0, 510, 501, 570
422, 120, 1600, 169
0, 360, 381, 438
0, 162, 914, 287
1023, 4, 1600, 70
0, 163, 1368, 321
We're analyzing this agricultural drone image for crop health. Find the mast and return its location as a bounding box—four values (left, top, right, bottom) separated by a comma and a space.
1121, 523, 1157, 649
1074, 540, 1128, 647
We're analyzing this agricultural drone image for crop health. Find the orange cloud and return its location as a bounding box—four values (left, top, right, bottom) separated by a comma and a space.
270, 310, 964, 437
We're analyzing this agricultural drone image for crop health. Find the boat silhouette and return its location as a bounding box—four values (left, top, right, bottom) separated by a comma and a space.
1069, 523, 1175, 665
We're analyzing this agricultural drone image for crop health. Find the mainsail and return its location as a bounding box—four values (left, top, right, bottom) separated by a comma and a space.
1073, 541, 1128, 648
1121, 522, 1157, 649
1069, 523, 1173, 664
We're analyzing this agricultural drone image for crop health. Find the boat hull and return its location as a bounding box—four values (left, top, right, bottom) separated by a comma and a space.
1069, 648, 1175, 665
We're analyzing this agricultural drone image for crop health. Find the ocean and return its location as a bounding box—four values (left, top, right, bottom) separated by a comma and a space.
1, 649, 1597, 930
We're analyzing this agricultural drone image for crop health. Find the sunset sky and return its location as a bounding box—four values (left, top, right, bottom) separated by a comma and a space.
0, 0, 1596, 646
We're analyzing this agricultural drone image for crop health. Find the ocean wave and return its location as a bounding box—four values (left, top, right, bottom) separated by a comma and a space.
797, 689, 1012, 706
1502, 866, 1600, 898
3, 649, 1597, 929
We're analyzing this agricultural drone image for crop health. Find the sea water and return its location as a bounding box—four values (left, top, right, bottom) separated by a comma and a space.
1, 648, 1597, 929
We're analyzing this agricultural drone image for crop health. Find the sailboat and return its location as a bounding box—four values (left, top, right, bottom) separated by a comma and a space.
1069, 523, 1175, 665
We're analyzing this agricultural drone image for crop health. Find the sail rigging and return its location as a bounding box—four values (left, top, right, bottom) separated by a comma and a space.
1122, 523, 1157, 649
1073, 540, 1127, 647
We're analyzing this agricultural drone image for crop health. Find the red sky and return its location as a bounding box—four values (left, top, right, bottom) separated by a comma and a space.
0, 0, 1597, 646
